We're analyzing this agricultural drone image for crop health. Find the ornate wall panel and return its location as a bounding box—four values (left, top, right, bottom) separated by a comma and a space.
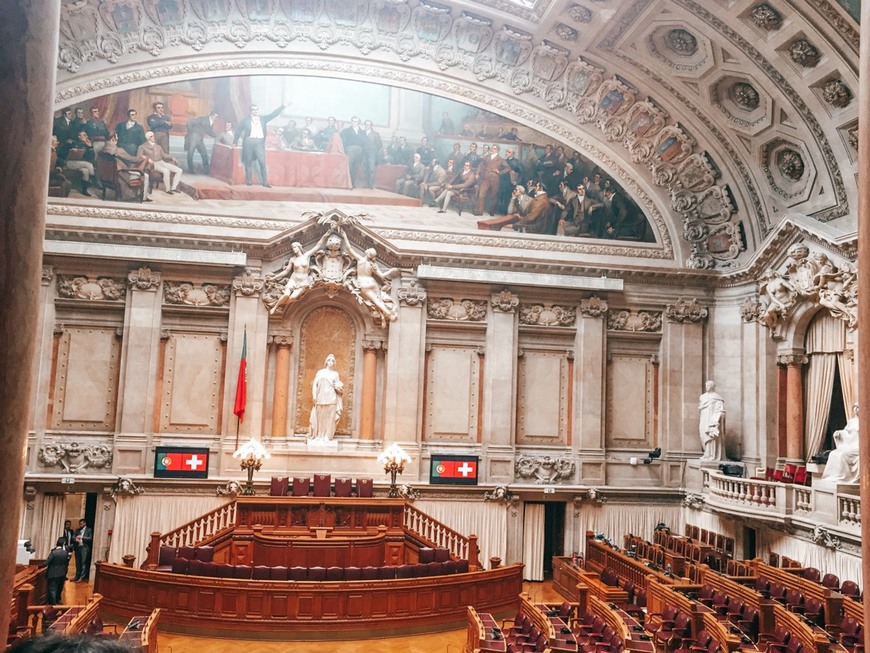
604, 353, 654, 449
424, 346, 479, 442
295, 306, 356, 436
51, 327, 121, 431
516, 350, 569, 445
159, 332, 224, 434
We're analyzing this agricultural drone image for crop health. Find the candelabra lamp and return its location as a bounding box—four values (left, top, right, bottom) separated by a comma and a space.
232, 437, 270, 496
377, 443, 412, 498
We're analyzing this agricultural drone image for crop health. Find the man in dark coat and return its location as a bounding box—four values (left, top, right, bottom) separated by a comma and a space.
115, 108, 146, 157
186, 111, 218, 174
233, 101, 288, 187
42, 538, 71, 604
146, 101, 173, 154
340, 116, 366, 188
73, 519, 92, 582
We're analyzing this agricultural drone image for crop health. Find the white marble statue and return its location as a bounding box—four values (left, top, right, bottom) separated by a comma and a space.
698, 380, 725, 462
822, 404, 859, 484
339, 230, 398, 326
309, 354, 343, 440
264, 232, 331, 315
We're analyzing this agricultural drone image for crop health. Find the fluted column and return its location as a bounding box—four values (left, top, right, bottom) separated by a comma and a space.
270, 336, 292, 438
778, 353, 807, 461
360, 340, 382, 440
0, 0, 60, 640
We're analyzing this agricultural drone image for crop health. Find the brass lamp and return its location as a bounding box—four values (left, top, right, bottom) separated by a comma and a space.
377, 443, 412, 498
232, 437, 270, 496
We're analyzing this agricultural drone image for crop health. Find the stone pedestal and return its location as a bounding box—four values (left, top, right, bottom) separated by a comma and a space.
306, 439, 339, 452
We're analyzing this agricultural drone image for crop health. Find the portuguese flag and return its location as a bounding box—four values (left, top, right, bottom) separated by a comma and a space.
430, 455, 479, 485
233, 329, 247, 422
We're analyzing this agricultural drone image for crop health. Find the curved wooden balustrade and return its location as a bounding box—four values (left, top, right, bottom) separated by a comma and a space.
95, 561, 523, 639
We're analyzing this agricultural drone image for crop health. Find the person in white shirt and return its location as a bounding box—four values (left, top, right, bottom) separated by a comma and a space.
233, 102, 288, 187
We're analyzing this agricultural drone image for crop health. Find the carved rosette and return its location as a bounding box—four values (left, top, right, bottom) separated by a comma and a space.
606, 310, 662, 332
554, 23, 577, 42
519, 304, 576, 326
665, 298, 708, 324
580, 296, 608, 318
397, 279, 427, 307
491, 290, 519, 313
57, 275, 127, 301
128, 267, 160, 291
427, 298, 487, 321
568, 4, 592, 23
38, 442, 113, 473
822, 80, 852, 108
515, 456, 576, 484
163, 281, 231, 307
788, 39, 821, 68
749, 4, 782, 31
739, 296, 764, 323
233, 269, 264, 297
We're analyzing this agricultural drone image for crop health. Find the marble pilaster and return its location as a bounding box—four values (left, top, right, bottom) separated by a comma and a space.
660, 317, 705, 456
482, 292, 520, 448
575, 297, 608, 457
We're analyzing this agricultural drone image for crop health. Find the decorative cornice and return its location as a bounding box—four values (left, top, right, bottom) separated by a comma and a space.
164, 281, 231, 307
607, 309, 662, 332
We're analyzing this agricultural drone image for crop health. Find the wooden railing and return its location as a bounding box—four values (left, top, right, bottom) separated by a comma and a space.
144, 501, 236, 568
403, 503, 480, 568
141, 608, 161, 653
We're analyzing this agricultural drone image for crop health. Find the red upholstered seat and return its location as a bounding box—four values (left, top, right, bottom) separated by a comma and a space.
840, 580, 861, 600
456, 559, 469, 573
234, 565, 252, 579
418, 547, 435, 563
270, 566, 288, 581
158, 546, 177, 567
396, 564, 414, 578
171, 557, 189, 574
356, 478, 373, 497
188, 558, 205, 575
413, 563, 428, 577
178, 545, 195, 560
434, 547, 450, 562
308, 566, 326, 581
202, 562, 219, 577
292, 476, 311, 496
290, 566, 307, 581
427, 561, 444, 576
344, 566, 361, 580
334, 477, 352, 497
379, 565, 398, 579
802, 567, 821, 583
442, 560, 457, 574
313, 473, 331, 497
361, 566, 378, 580
194, 546, 214, 562
252, 565, 271, 580
326, 566, 343, 581
821, 573, 840, 591
217, 563, 233, 578
270, 476, 289, 496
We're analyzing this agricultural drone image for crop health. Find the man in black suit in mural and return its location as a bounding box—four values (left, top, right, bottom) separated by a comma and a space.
233, 101, 288, 187
115, 108, 146, 157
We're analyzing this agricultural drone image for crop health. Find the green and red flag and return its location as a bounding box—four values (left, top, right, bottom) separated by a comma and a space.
233, 329, 247, 422
430, 455, 479, 485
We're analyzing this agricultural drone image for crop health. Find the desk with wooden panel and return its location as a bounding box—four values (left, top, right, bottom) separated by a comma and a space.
517, 593, 578, 652
584, 533, 686, 590
466, 606, 508, 652
587, 594, 656, 653
116, 609, 161, 653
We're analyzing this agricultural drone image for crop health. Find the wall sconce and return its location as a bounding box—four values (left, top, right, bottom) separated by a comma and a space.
233, 437, 270, 496
377, 443, 412, 498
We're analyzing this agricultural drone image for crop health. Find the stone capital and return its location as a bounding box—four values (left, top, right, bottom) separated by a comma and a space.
127, 267, 161, 291
362, 339, 384, 352
233, 269, 265, 297
270, 334, 293, 348
579, 295, 608, 318
491, 290, 519, 313
397, 279, 427, 307
777, 353, 808, 366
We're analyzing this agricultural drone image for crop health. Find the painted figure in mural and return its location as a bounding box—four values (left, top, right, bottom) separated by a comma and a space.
698, 380, 725, 462
309, 354, 343, 440
822, 404, 859, 484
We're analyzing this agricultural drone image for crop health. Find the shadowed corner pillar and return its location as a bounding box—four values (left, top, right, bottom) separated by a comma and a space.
0, 0, 61, 641
270, 335, 292, 438
777, 352, 807, 461
360, 340, 383, 440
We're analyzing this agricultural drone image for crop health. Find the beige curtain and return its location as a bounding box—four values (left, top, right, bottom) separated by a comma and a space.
575, 502, 684, 557
837, 351, 856, 416
108, 494, 228, 565
757, 529, 861, 588
803, 354, 837, 459
414, 499, 507, 567
33, 494, 67, 558
522, 503, 545, 581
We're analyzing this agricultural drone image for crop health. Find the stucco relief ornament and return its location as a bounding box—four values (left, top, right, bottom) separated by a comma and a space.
398, 279, 427, 306
397, 484, 419, 500
822, 80, 852, 108
491, 290, 519, 313
164, 282, 231, 306
515, 456, 575, 484
730, 82, 760, 111
568, 4, 592, 23
749, 4, 782, 31
128, 267, 160, 291
739, 296, 764, 323
108, 476, 144, 502
57, 275, 127, 301
554, 23, 578, 42
216, 480, 242, 497
607, 310, 662, 332
233, 269, 264, 297
789, 39, 821, 68
683, 493, 705, 509
38, 442, 113, 473
427, 298, 487, 321
519, 304, 576, 326
666, 28, 698, 56
580, 296, 608, 318
484, 486, 517, 503
811, 525, 841, 550
665, 298, 708, 324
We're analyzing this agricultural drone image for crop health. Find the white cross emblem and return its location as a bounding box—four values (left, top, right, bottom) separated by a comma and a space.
457, 462, 474, 477
185, 455, 204, 470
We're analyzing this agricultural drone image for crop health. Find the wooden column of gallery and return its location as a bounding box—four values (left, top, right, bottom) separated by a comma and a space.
270, 335, 292, 437
777, 352, 806, 461
0, 0, 60, 640
856, 1, 870, 646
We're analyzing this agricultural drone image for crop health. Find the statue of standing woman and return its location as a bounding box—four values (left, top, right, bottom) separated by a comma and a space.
309, 354, 343, 440
698, 380, 725, 462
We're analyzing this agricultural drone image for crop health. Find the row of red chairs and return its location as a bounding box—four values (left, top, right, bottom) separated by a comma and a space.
164, 559, 470, 580
682, 524, 735, 556
767, 554, 862, 601
269, 475, 373, 497
751, 465, 811, 486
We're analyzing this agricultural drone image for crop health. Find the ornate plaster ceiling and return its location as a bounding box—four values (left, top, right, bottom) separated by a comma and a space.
54, 0, 858, 271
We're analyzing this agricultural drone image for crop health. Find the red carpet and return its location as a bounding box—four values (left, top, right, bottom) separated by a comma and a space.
178, 177, 421, 206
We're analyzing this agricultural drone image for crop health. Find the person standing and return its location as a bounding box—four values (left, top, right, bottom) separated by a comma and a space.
362, 119, 382, 189
61, 520, 75, 551
185, 111, 218, 174
146, 101, 173, 155
115, 108, 146, 156
42, 538, 71, 604
85, 106, 111, 155
73, 519, 92, 582
475, 143, 509, 216
233, 101, 288, 187
52, 107, 74, 146
340, 116, 366, 188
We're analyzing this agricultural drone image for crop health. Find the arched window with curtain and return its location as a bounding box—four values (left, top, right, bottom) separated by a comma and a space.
803, 312, 855, 460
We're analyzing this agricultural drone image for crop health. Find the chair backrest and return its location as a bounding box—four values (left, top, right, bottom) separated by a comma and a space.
418, 547, 435, 563
158, 545, 177, 567
379, 565, 398, 579
356, 478, 373, 497
821, 573, 840, 590
313, 473, 331, 497
171, 557, 189, 574
252, 565, 270, 580
396, 564, 414, 578
361, 566, 378, 580
802, 567, 820, 583
194, 546, 214, 562
334, 477, 352, 497
270, 476, 289, 496
269, 566, 288, 581
840, 580, 861, 599
178, 545, 195, 561
782, 463, 797, 482
326, 566, 343, 581
290, 566, 307, 581
234, 565, 252, 579
308, 566, 326, 581
344, 566, 361, 580
292, 476, 311, 496
217, 563, 233, 578
96, 151, 117, 185
793, 467, 808, 486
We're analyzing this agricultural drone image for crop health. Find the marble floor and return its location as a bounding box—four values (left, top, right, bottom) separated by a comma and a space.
64, 577, 563, 652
